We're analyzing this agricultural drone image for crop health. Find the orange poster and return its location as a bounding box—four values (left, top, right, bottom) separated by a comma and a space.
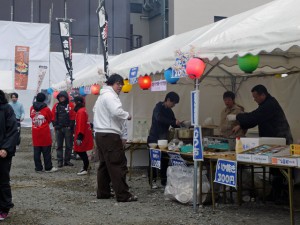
15, 46, 30, 90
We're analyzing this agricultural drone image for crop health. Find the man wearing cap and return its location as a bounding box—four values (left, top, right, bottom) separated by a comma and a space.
30, 93, 57, 173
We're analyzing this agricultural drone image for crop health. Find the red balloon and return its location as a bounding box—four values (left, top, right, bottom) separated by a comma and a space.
91, 84, 101, 95
53, 91, 59, 99
138, 75, 152, 90
186, 58, 206, 79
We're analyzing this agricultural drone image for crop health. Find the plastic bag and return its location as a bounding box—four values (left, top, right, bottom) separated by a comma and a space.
164, 166, 210, 204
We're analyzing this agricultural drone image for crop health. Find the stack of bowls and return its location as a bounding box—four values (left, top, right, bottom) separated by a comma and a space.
158, 140, 168, 150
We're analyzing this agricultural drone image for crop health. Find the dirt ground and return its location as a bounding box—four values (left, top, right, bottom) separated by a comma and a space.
1, 128, 300, 225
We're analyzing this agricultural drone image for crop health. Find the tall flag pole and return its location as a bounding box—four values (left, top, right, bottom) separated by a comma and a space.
96, 0, 109, 80
57, 19, 74, 86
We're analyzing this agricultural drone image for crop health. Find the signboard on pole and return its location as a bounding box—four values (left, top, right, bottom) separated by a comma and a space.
129, 67, 138, 84
193, 126, 203, 161
214, 159, 237, 188
191, 90, 199, 126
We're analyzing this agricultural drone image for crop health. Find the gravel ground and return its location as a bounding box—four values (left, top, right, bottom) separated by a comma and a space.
1, 128, 300, 225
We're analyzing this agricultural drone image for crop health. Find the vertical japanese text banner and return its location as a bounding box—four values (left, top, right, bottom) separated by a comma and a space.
96, 0, 109, 78
58, 20, 73, 82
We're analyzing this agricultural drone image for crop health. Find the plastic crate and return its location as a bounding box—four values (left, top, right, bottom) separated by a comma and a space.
290, 144, 300, 155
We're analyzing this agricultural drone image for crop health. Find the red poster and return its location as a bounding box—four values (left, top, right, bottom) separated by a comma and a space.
15, 46, 30, 90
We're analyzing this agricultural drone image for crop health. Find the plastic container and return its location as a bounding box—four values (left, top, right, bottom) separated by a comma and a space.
235, 137, 243, 154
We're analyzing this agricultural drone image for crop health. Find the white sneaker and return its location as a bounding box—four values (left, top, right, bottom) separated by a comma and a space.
151, 181, 158, 189
45, 167, 58, 173
77, 169, 88, 176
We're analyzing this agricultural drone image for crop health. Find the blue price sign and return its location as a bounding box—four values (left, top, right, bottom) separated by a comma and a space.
167, 152, 187, 166
150, 149, 161, 169
129, 67, 138, 84
190, 90, 199, 126
214, 159, 237, 188
193, 126, 203, 161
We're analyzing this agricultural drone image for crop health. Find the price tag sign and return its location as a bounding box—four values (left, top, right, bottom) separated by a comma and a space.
150, 149, 161, 169
214, 159, 237, 188
129, 67, 138, 84
167, 152, 187, 166
193, 126, 203, 161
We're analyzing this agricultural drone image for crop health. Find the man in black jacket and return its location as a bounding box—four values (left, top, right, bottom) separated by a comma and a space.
0, 90, 18, 221
228, 84, 293, 144
227, 84, 293, 203
147, 92, 181, 188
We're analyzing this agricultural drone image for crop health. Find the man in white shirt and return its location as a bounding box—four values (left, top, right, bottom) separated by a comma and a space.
93, 74, 137, 202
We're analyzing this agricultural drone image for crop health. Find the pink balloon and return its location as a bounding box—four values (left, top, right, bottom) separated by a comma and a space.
186, 58, 206, 79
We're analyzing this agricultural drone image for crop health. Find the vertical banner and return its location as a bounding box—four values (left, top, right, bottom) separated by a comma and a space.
214, 159, 237, 188
191, 90, 199, 126
36, 65, 48, 94
193, 126, 203, 161
96, 0, 109, 78
58, 20, 73, 84
129, 67, 138, 84
15, 46, 30, 90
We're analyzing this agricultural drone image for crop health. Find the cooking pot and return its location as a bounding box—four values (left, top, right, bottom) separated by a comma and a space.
178, 128, 194, 139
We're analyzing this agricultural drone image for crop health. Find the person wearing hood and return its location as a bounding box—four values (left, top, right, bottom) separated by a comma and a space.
51, 91, 75, 168
93, 74, 137, 202
30, 93, 58, 173
0, 90, 18, 221
73, 96, 94, 175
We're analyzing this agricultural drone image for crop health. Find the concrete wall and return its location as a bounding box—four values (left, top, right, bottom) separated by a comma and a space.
169, 0, 274, 35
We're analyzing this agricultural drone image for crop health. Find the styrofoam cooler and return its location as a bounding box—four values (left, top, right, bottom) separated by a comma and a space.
240, 137, 286, 150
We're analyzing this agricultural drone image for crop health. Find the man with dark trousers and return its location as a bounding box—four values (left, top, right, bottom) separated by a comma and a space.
228, 84, 293, 203
52, 91, 76, 168
147, 91, 181, 189
0, 90, 18, 221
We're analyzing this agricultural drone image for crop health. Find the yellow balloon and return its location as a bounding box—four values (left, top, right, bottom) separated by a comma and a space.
122, 79, 133, 93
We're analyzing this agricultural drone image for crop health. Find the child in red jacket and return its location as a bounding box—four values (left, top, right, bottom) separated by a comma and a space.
73, 96, 94, 175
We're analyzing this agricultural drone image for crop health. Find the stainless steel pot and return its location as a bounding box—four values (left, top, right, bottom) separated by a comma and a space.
177, 128, 194, 139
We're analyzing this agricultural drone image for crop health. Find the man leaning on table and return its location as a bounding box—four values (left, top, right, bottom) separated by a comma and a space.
147, 91, 181, 189
227, 84, 293, 203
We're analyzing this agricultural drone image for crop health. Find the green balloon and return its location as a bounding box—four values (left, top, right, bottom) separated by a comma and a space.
237, 54, 260, 73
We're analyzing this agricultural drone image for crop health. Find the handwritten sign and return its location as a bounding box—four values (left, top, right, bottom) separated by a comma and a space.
193, 126, 203, 161
150, 149, 161, 169
214, 159, 237, 188
167, 152, 187, 166
151, 80, 167, 92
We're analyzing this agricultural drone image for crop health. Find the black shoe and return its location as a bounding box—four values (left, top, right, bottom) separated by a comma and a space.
64, 161, 74, 166
58, 161, 63, 168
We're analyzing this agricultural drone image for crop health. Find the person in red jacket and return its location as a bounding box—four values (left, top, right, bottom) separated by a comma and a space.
30, 93, 57, 173
73, 96, 94, 175
51, 91, 76, 168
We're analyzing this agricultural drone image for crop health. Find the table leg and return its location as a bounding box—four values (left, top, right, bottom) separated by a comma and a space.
129, 145, 134, 181
209, 160, 215, 210
280, 168, 295, 225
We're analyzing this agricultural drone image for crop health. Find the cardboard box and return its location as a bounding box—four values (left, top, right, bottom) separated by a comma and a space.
236, 153, 252, 162
251, 145, 289, 164
240, 137, 286, 151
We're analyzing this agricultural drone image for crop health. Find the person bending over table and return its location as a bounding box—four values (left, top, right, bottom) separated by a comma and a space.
147, 91, 181, 189
227, 84, 293, 203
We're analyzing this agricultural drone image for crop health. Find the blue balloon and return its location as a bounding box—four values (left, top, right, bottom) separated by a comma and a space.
164, 68, 179, 84
79, 86, 87, 96
47, 88, 53, 94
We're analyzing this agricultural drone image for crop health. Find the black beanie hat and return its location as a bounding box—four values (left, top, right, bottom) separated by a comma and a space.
74, 96, 84, 104
36, 93, 46, 102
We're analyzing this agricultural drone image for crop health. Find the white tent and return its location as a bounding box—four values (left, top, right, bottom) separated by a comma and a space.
56, 0, 300, 83
52, 0, 300, 143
